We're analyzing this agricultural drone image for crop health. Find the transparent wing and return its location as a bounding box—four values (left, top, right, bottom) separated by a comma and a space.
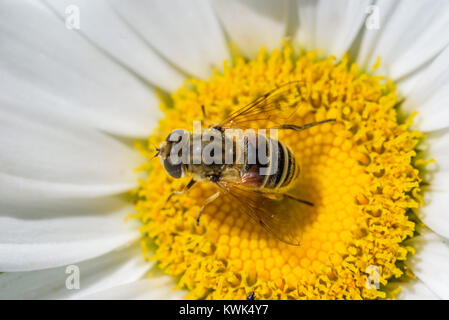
215, 181, 312, 246
214, 81, 305, 129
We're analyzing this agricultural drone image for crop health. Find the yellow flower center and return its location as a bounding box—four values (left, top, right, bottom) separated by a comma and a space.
133, 44, 425, 299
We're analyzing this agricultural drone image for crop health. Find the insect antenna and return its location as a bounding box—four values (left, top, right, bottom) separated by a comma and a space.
153, 147, 161, 158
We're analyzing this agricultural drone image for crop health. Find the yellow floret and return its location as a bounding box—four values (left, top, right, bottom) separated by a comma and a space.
133, 43, 425, 300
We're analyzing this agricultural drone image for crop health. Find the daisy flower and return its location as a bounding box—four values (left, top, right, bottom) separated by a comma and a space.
1, 0, 449, 300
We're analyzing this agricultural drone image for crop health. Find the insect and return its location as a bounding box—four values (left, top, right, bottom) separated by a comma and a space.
155, 81, 336, 246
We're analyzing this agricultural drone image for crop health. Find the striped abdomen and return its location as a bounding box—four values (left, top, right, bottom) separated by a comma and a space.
240, 134, 300, 191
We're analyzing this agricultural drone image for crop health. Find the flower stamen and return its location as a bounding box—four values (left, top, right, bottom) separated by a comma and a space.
134, 44, 424, 300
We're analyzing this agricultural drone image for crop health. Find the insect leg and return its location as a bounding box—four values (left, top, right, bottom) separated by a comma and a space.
201, 104, 209, 126
247, 291, 255, 300
165, 178, 196, 204
284, 193, 314, 206
196, 191, 220, 226
254, 190, 314, 206
270, 118, 336, 131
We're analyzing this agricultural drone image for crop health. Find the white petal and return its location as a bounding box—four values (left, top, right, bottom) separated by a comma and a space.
407, 230, 449, 299
420, 188, 449, 241
357, 0, 449, 80
110, 0, 229, 79
0, 242, 149, 299
414, 130, 449, 239
425, 130, 449, 173
401, 47, 449, 132
0, 110, 143, 199
296, 0, 371, 57
395, 66, 427, 97
83, 277, 186, 300
397, 279, 440, 300
422, 132, 449, 190
44, 0, 184, 92
0, 0, 161, 138
212, 0, 289, 58
0, 196, 139, 272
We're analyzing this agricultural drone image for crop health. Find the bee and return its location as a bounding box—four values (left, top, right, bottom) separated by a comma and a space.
155, 81, 335, 245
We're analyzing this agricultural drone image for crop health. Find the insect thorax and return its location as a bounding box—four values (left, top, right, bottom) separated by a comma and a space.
183, 129, 298, 190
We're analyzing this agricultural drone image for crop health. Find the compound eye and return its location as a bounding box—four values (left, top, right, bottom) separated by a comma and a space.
163, 158, 184, 179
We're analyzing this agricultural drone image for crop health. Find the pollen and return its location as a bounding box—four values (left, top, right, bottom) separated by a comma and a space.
133, 44, 425, 299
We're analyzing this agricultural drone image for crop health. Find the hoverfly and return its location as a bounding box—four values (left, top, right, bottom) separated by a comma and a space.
155, 81, 335, 246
